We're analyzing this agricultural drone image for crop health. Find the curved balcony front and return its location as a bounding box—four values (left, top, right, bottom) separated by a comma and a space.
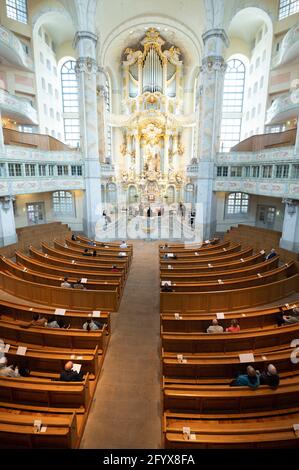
272, 22, 299, 69
0, 89, 38, 125
266, 89, 299, 125
0, 25, 33, 71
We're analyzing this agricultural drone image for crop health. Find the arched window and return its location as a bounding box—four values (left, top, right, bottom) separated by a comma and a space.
6, 0, 27, 24
279, 0, 299, 19
52, 191, 74, 214
220, 59, 245, 152
225, 192, 249, 216
61, 60, 80, 147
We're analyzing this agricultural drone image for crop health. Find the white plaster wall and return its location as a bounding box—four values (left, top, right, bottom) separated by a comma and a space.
33, 25, 64, 139
215, 192, 285, 232
14, 190, 84, 231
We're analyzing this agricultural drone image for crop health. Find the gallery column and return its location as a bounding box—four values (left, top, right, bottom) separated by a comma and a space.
75, 31, 102, 238
280, 199, 299, 252
195, 29, 228, 239
0, 196, 17, 247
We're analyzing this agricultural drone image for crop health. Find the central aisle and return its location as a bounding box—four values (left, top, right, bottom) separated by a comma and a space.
81, 240, 162, 448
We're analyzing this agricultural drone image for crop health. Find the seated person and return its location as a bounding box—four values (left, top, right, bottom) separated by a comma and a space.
163, 253, 177, 260
61, 277, 72, 288
277, 305, 299, 326
71, 234, 77, 241
83, 248, 92, 256
59, 361, 83, 382
161, 282, 173, 292
258, 364, 280, 388
111, 265, 119, 272
265, 248, 277, 260
207, 319, 224, 334
161, 243, 169, 250
57, 317, 70, 329
230, 365, 260, 389
92, 250, 97, 257
119, 240, 128, 249
226, 319, 240, 333
0, 357, 20, 378
82, 318, 100, 331
73, 279, 86, 290
46, 315, 60, 328
22, 313, 47, 328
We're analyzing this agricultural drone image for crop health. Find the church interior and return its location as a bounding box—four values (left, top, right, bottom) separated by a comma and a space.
0, 0, 299, 450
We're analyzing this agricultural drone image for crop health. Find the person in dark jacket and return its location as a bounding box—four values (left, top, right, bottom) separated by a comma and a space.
265, 248, 277, 260
60, 361, 83, 381
161, 282, 173, 292
258, 364, 280, 388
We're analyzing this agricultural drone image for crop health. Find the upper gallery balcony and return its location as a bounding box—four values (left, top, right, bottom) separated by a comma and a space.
3, 128, 72, 152
0, 25, 33, 71
231, 128, 297, 152
272, 22, 299, 69
0, 89, 38, 125
266, 90, 299, 125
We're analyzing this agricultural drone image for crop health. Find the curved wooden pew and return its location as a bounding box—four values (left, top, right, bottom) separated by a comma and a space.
1, 257, 122, 296
159, 239, 220, 249
160, 252, 266, 274
162, 347, 298, 378
0, 318, 107, 350
0, 411, 78, 449
37, 245, 129, 273
0, 270, 119, 311
159, 242, 242, 259
15, 251, 124, 285
163, 376, 299, 412
160, 263, 295, 292
0, 298, 111, 332
0, 374, 91, 410
159, 240, 228, 254
161, 323, 299, 353
161, 301, 299, 332
3, 344, 101, 380
164, 409, 299, 449
64, 238, 132, 258
160, 256, 279, 282
160, 247, 253, 266
33, 245, 129, 276
160, 274, 299, 313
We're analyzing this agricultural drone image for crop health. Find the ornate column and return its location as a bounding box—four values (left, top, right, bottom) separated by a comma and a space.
0, 111, 4, 150
280, 199, 299, 253
162, 57, 168, 95
295, 119, 299, 155
138, 57, 143, 96
0, 196, 17, 247
195, 29, 228, 239
164, 132, 170, 176
74, 31, 102, 238
134, 133, 141, 175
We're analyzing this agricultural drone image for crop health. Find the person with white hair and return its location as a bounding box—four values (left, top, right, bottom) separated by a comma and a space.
0, 356, 20, 378
258, 364, 280, 388
207, 319, 224, 334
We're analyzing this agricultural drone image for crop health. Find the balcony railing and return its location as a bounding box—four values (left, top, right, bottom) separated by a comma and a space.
0, 25, 33, 71
231, 128, 297, 152
3, 128, 73, 151
0, 89, 37, 125
100, 162, 115, 175
266, 90, 299, 125
272, 23, 299, 69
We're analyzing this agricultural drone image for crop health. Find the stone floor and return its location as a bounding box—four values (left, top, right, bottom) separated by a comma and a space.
80, 240, 162, 449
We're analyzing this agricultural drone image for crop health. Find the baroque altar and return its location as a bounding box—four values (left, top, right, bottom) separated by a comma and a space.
108, 28, 196, 204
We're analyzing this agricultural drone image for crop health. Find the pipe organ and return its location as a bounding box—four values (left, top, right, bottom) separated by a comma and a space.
114, 28, 193, 205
